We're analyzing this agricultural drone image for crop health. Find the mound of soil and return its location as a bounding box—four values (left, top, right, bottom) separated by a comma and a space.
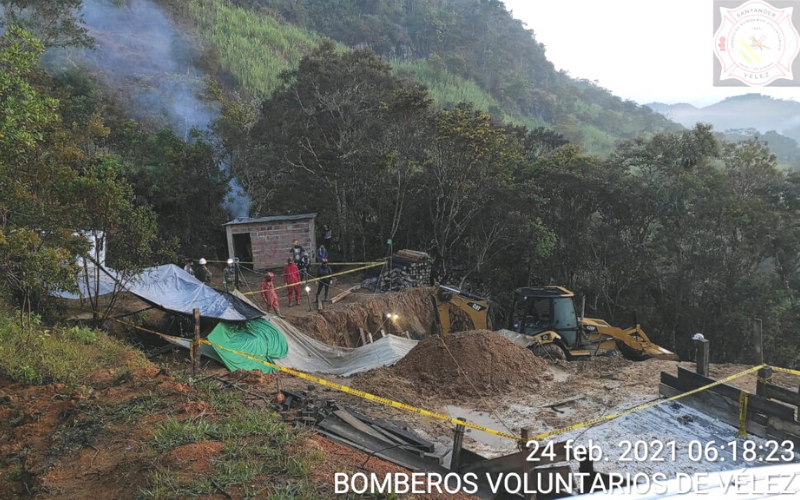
288, 287, 437, 347
366, 330, 550, 399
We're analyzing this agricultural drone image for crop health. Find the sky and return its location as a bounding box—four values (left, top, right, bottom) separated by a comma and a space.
502, 0, 800, 107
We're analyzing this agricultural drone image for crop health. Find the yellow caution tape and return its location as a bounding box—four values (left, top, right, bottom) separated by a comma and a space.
105, 312, 768, 444
199, 339, 521, 440
101, 313, 187, 343
774, 367, 800, 377
530, 364, 766, 441
207, 260, 385, 266
244, 262, 386, 295
738, 391, 749, 438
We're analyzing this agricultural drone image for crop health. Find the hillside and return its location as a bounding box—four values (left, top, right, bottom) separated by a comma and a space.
162, 0, 680, 154
648, 94, 800, 170
648, 94, 800, 142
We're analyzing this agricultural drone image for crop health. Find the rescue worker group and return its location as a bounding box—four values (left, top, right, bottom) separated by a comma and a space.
182, 230, 334, 319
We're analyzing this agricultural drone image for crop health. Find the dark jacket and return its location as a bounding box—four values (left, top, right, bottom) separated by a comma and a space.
317, 264, 332, 284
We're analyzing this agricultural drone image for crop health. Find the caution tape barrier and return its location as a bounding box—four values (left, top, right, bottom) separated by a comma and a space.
774, 367, 800, 377
243, 262, 386, 295
530, 364, 766, 441
207, 260, 385, 266
198, 339, 521, 440
101, 313, 768, 444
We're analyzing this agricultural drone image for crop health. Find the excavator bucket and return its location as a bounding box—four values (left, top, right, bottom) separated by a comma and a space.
581, 318, 677, 361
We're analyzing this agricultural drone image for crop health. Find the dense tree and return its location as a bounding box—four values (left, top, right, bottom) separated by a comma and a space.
0, 0, 93, 49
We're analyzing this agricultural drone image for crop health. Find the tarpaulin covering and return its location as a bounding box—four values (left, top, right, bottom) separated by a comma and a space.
54, 265, 264, 322
207, 318, 289, 374
269, 316, 419, 377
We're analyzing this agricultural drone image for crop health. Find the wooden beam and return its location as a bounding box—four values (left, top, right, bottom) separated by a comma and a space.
192, 308, 200, 377
662, 373, 768, 425
764, 384, 800, 410
659, 383, 768, 437
756, 367, 773, 398
695, 338, 709, 376
331, 285, 360, 304
677, 368, 795, 421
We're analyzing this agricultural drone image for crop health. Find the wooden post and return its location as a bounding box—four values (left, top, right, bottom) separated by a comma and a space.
753, 319, 764, 365
757, 366, 773, 398
450, 419, 466, 473
695, 338, 709, 377
358, 328, 367, 347
192, 308, 200, 377
521, 428, 536, 500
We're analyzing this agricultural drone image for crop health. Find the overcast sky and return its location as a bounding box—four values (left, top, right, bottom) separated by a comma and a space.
502, 0, 799, 107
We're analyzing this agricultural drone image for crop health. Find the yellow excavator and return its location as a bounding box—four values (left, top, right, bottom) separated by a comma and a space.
431, 284, 676, 361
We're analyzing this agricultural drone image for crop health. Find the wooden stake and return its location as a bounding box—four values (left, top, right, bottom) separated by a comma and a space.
450, 419, 466, 473
192, 308, 200, 377
521, 428, 535, 500
695, 338, 709, 377
756, 366, 772, 398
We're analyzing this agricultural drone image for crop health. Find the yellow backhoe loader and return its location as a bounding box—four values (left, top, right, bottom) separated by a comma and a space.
431, 284, 676, 361
430, 284, 490, 334
508, 287, 676, 361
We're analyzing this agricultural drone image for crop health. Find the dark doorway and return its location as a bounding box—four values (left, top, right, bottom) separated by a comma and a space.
233, 233, 253, 270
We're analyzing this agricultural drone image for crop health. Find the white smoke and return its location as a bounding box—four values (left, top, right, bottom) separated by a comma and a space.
78, 0, 250, 217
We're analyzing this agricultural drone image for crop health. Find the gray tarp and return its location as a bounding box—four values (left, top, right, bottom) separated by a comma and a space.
54, 265, 263, 322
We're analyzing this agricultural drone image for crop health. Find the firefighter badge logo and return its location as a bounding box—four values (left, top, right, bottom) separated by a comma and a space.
714, 0, 800, 86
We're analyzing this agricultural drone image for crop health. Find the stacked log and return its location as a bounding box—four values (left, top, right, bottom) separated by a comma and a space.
390, 249, 431, 284
361, 249, 431, 292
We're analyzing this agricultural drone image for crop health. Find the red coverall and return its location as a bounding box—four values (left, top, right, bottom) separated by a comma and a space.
260, 278, 279, 312
283, 262, 301, 304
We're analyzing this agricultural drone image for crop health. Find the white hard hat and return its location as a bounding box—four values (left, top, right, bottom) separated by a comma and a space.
199, 258, 207, 265
227, 258, 234, 265
692, 333, 705, 341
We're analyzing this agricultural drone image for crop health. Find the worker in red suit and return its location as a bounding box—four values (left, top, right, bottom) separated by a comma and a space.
260, 272, 283, 318
283, 257, 301, 306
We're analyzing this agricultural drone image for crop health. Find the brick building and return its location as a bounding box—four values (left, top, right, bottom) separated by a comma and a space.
224, 214, 317, 270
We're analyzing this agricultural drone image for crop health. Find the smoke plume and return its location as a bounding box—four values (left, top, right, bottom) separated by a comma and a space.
78, 0, 250, 218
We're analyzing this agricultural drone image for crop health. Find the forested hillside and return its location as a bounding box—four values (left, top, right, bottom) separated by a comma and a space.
160, 0, 681, 154
3, 0, 800, 367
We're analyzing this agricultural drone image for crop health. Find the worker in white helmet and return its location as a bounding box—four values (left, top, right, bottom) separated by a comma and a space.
223, 259, 237, 293
196, 258, 212, 284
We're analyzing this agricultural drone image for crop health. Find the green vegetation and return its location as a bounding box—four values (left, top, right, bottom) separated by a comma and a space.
186, 0, 321, 96
0, 313, 148, 385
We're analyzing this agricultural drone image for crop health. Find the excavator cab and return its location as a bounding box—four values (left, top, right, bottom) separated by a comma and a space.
510, 287, 580, 348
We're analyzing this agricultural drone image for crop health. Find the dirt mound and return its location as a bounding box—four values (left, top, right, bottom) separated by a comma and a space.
288, 287, 437, 346
358, 331, 550, 400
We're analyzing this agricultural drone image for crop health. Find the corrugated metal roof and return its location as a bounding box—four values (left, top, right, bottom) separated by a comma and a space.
223, 213, 317, 226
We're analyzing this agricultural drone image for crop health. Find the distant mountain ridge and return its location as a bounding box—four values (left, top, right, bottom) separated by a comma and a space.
647, 94, 800, 143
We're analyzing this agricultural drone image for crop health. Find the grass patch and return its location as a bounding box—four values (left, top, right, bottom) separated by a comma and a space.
0, 313, 149, 386
186, 0, 322, 96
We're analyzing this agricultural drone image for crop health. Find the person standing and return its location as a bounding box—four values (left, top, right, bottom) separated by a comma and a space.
222, 259, 237, 293
289, 240, 304, 265
196, 258, 212, 284
184, 259, 195, 277
260, 272, 283, 318
316, 244, 328, 263
299, 251, 312, 280
283, 258, 301, 306
322, 225, 332, 255
316, 258, 333, 303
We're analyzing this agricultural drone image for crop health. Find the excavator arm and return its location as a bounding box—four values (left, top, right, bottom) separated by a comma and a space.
581, 318, 677, 360
431, 285, 489, 334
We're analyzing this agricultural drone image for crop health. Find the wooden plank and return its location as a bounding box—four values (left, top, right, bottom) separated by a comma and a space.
677, 367, 795, 421
661, 374, 768, 425
317, 414, 444, 473
767, 416, 800, 440
460, 442, 568, 475
764, 384, 800, 410
331, 285, 360, 304
766, 422, 800, 448
371, 418, 436, 453
659, 384, 768, 437
333, 410, 395, 445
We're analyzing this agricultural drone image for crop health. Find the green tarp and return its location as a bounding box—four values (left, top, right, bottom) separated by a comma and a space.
207, 318, 289, 374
